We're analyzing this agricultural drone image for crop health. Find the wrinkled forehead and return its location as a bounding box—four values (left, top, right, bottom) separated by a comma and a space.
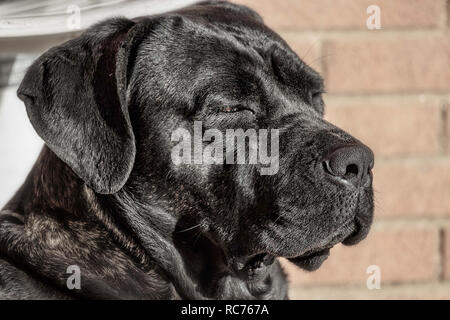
133, 5, 323, 103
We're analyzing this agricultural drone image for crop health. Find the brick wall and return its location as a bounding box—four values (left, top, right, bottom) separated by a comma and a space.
233, 0, 450, 299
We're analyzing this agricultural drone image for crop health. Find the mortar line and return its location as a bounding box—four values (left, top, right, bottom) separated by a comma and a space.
438, 229, 445, 281
324, 92, 450, 101
372, 218, 450, 229
278, 28, 447, 39
441, 102, 449, 154
374, 156, 450, 163
289, 280, 450, 292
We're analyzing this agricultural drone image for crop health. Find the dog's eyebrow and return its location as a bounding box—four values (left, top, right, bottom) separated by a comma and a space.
310, 77, 325, 92
269, 44, 324, 89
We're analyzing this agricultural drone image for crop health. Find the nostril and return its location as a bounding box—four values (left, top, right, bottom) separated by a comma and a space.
323, 161, 360, 178
345, 163, 359, 177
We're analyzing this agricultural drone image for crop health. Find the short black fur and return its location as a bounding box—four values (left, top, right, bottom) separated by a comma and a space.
0, 0, 374, 299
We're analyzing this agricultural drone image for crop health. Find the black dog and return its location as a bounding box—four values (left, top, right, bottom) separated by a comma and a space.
0, 0, 374, 299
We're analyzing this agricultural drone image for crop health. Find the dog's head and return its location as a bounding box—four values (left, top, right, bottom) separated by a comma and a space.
18, 1, 373, 281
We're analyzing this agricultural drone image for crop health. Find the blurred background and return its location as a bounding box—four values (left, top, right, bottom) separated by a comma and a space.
1, 0, 449, 299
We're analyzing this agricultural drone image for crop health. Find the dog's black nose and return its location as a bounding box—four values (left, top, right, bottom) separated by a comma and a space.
322, 144, 374, 187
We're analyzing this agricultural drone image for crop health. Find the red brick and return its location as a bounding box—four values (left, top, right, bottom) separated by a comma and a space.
325, 97, 442, 157
374, 161, 450, 218
444, 228, 450, 280
324, 38, 450, 93
232, 0, 445, 30
281, 227, 439, 286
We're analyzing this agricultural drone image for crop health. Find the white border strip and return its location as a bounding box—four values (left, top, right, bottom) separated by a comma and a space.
0, 0, 202, 38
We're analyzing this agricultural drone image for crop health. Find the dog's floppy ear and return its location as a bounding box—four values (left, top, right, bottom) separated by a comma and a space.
18, 18, 138, 194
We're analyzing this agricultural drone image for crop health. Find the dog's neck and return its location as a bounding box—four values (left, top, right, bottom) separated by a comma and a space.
0, 146, 285, 299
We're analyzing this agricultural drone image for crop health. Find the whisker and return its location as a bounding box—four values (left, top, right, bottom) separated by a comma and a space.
176, 223, 202, 233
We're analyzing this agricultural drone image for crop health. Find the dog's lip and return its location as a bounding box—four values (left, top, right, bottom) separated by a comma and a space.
233, 219, 360, 273
232, 246, 332, 274
286, 219, 357, 271
231, 252, 277, 279
287, 247, 331, 271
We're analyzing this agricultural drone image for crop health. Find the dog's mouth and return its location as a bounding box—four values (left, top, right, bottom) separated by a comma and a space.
231, 243, 335, 278
287, 219, 359, 271
232, 246, 332, 279
231, 216, 369, 278
287, 247, 331, 271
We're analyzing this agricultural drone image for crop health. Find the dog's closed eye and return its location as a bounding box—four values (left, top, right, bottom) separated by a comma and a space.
220, 105, 255, 114
310, 91, 325, 115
